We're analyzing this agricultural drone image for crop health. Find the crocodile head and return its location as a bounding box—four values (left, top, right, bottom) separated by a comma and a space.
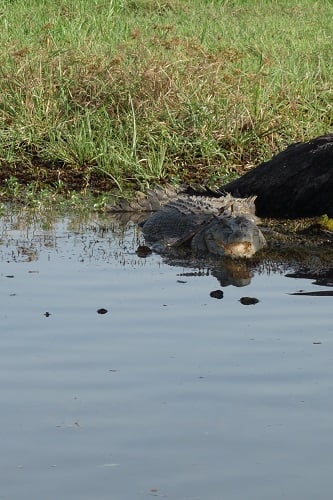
191, 215, 266, 258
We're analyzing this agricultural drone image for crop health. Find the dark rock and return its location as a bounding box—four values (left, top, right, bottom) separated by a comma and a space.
97, 308, 108, 314
210, 289, 224, 299
239, 297, 259, 305
136, 245, 152, 258
221, 134, 333, 218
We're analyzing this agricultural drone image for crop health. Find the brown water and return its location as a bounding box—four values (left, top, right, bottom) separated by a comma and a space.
0, 208, 332, 500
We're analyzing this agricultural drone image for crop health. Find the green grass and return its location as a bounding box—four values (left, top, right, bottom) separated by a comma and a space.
0, 0, 332, 199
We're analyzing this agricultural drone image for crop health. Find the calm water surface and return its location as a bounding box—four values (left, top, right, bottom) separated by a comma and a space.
0, 209, 332, 500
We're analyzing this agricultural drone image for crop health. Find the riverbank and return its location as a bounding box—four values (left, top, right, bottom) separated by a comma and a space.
1, 0, 332, 204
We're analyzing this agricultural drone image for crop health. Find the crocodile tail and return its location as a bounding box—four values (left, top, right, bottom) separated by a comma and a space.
106, 184, 182, 212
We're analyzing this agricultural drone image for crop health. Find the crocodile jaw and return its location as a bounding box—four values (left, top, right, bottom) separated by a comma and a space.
215, 239, 257, 258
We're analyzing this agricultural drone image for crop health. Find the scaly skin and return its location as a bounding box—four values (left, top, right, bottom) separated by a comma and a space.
141, 195, 266, 258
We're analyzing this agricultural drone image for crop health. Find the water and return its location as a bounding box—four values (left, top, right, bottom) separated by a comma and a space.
0, 209, 332, 500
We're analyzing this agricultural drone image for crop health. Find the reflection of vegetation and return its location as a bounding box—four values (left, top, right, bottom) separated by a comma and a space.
0, 206, 142, 263
0, 0, 332, 202
0, 206, 332, 289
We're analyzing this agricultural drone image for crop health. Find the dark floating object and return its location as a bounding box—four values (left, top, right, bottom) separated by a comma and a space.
290, 291, 333, 296
5, 275, 14, 278
239, 297, 259, 305
44, 311, 51, 317
97, 308, 108, 314
210, 289, 224, 299
136, 245, 152, 258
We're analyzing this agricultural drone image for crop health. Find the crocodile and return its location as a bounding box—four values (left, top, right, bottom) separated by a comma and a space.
140, 193, 266, 258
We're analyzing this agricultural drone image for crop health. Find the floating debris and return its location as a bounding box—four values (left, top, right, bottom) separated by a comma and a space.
239, 297, 259, 305
97, 308, 108, 314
